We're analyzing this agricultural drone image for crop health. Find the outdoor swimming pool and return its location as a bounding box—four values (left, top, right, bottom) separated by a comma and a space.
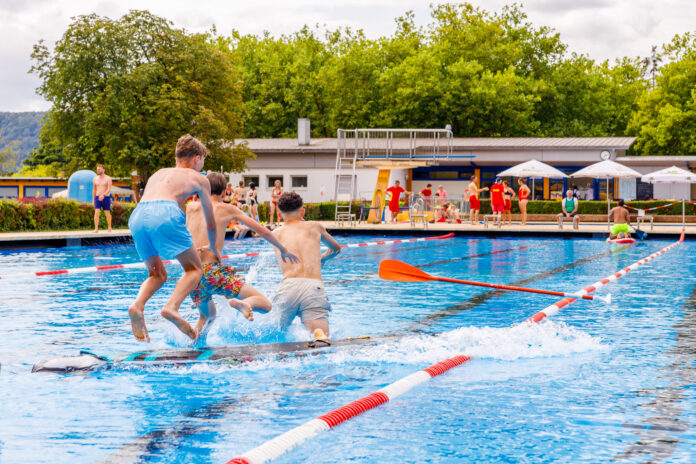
1, 234, 695, 463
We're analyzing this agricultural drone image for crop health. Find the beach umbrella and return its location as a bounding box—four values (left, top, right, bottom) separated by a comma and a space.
570, 160, 642, 228
497, 160, 567, 200
641, 165, 696, 227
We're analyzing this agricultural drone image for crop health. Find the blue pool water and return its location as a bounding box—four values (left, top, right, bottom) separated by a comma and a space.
1, 235, 695, 463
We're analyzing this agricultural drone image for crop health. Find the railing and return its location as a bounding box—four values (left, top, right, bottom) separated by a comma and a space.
337, 128, 455, 163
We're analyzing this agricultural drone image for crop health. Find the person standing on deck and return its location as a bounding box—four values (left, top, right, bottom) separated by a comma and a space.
489, 178, 505, 224
386, 180, 408, 223
93, 164, 113, 232
518, 178, 531, 226
468, 175, 488, 225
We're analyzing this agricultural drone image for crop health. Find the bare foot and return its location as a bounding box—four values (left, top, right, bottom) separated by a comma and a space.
93, 229, 99, 233
128, 304, 150, 342
229, 299, 253, 321
161, 306, 197, 340
108, 228, 112, 232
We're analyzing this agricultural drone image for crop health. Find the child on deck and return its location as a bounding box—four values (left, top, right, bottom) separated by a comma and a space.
186, 172, 299, 335
271, 192, 341, 344
127, 135, 221, 342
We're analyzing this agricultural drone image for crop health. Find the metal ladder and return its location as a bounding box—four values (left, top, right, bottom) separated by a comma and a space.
334, 129, 357, 225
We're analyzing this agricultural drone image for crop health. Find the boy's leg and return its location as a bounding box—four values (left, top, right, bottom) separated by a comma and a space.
305, 319, 330, 340
194, 299, 217, 335
128, 255, 168, 342
229, 283, 271, 321
160, 247, 203, 340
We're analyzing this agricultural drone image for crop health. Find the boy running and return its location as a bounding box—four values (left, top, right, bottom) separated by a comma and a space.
186, 172, 299, 335
271, 192, 341, 343
127, 135, 220, 342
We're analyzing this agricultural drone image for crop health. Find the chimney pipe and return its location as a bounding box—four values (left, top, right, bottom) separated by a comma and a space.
298, 118, 310, 146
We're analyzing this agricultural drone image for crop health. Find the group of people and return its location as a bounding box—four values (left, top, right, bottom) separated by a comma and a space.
126, 134, 341, 345
467, 176, 530, 226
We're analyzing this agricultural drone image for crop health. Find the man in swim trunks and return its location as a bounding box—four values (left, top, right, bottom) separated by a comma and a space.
467, 175, 488, 225
271, 192, 341, 344
92, 164, 113, 233
186, 172, 299, 335
609, 199, 632, 239
489, 178, 505, 223
127, 134, 221, 343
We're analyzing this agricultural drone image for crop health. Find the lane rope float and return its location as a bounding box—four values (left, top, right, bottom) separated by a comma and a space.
0, 233, 454, 281
225, 232, 684, 464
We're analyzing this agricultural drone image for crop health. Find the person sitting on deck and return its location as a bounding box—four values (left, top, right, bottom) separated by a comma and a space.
608, 199, 632, 240
271, 192, 341, 345
557, 189, 579, 222
186, 172, 299, 335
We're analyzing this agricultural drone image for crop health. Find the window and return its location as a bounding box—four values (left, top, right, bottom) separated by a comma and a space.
291, 176, 308, 188
267, 175, 283, 188
428, 171, 458, 180
243, 175, 259, 187
0, 186, 19, 199
24, 186, 47, 198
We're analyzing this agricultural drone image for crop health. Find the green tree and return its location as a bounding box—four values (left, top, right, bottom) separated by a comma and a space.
628, 32, 696, 155
29, 10, 252, 182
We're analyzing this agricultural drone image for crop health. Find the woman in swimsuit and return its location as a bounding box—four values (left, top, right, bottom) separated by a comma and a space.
222, 183, 233, 204
247, 182, 259, 222
502, 180, 516, 225
518, 178, 530, 226
269, 179, 283, 227
235, 181, 246, 208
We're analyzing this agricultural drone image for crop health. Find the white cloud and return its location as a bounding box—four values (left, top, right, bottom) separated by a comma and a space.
0, 0, 694, 111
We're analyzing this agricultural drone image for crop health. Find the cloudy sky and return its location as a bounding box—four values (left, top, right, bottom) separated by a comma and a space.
1, 0, 694, 112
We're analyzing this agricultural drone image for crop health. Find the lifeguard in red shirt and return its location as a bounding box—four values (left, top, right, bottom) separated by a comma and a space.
489, 178, 505, 222
386, 180, 408, 223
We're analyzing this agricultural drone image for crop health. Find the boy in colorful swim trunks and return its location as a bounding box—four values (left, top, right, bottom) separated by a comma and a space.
608, 199, 632, 239
271, 192, 341, 344
127, 135, 221, 343
186, 172, 299, 335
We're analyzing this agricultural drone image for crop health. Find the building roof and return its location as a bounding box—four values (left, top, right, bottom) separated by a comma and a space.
238, 137, 637, 153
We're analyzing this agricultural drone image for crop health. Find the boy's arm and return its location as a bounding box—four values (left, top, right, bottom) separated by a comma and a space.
106, 176, 112, 196
92, 179, 97, 199
318, 223, 341, 264
194, 177, 221, 261
225, 205, 299, 263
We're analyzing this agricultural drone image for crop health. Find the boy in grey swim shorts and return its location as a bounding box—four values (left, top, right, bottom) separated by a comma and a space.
271, 192, 341, 344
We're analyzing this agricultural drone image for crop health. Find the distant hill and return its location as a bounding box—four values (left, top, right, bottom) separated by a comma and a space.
0, 112, 45, 172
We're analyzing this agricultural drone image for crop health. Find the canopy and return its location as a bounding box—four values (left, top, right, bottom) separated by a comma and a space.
641, 165, 696, 184
640, 165, 696, 227
497, 159, 568, 178
570, 160, 641, 179
570, 160, 641, 230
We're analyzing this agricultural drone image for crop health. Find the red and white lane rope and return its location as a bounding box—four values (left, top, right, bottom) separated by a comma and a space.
527, 231, 685, 323
624, 200, 680, 212
0, 233, 454, 280
225, 232, 684, 464
226, 355, 471, 464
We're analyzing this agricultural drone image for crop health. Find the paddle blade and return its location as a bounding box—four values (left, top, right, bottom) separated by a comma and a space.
378, 259, 435, 282
635, 229, 647, 241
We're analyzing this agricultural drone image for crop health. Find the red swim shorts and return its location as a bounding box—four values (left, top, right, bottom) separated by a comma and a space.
469, 196, 480, 210
504, 199, 511, 211
492, 202, 504, 213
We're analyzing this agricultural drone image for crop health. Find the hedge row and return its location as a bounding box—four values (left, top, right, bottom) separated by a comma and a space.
0, 199, 136, 232
0, 199, 692, 232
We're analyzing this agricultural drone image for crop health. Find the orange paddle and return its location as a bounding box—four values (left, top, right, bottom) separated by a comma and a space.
378, 259, 610, 303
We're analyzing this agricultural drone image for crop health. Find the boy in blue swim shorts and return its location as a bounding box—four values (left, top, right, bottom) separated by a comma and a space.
127, 134, 221, 343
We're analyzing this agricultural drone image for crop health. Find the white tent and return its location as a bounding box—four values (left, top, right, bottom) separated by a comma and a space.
497, 160, 567, 200
51, 185, 134, 200
641, 165, 696, 227
570, 160, 642, 228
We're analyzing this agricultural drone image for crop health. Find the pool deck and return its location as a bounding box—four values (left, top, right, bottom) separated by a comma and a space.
0, 221, 693, 250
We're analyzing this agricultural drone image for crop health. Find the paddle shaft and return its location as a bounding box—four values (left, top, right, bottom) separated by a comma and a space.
432, 276, 596, 300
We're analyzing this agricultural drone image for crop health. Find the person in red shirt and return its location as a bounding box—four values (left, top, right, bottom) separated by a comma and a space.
386, 180, 408, 223
489, 178, 505, 222
419, 183, 432, 198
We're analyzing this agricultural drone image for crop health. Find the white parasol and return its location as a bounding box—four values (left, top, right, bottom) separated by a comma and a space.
570, 160, 642, 228
641, 165, 696, 227
497, 160, 567, 200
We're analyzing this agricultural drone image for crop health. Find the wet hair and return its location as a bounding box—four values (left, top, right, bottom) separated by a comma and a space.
238, 180, 244, 187
618, 199, 625, 207
206, 171, 227, 196
175, 134, 209, 160
278, 192, 303, 213
248, 182, 256, 190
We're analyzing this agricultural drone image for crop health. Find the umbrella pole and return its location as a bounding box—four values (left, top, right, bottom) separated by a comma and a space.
683, 199, 685, 228
607, 179, 610, 230
532, 178, 535, 201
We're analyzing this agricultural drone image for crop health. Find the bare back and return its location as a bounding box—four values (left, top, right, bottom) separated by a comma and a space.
141, 168, 208, 209
272, 221, 325, 281
186, 198, 239, 256
610, 206, 630, 224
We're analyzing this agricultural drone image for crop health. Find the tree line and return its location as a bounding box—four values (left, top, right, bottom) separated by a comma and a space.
23, 4, 696, 182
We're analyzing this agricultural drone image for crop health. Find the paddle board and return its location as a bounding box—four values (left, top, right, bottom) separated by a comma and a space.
606, 237, 636, 244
